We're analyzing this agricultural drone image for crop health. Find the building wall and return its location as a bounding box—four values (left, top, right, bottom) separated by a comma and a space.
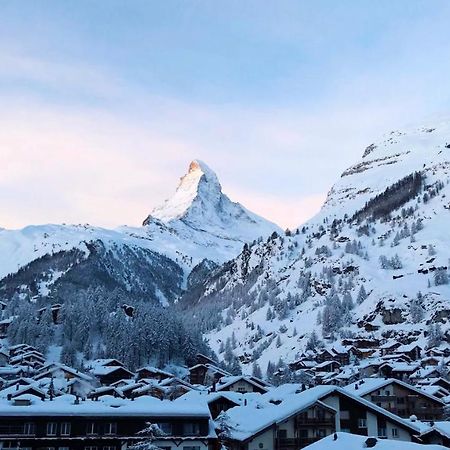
226, 380, 258, 393
247, 428, 274, 450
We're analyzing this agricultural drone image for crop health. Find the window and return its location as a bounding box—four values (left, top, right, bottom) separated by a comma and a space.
237, 387, 247, 393
340, 410, 350, 420
183, 423, 200, 435
157, 422, 173, 434
358, 418, 367, 429
61, 422, 71, 436
104, 422, 117, 435
378, 428, 387, 438
278, 429, 287, 438
392, 428, 399, 438
24, 422, 35, 435
46, 422, 57, 436
86, 422, 98, 435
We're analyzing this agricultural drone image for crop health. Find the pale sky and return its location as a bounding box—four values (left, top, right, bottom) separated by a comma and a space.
1, 1, 450, 229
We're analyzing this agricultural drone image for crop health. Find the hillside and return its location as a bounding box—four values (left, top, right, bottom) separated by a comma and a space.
181, 122, 450, 373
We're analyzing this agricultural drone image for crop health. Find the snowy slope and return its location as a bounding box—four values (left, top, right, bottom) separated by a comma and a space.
188, 121, 450, 372
0, 161, 280, 304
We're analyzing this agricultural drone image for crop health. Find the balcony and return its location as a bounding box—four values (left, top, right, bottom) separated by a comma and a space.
0, 424, 35, 436
370, 395, 396, 402
296, 418, 335, 426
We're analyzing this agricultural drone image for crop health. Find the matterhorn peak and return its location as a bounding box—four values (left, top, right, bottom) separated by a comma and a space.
143, 159, 222, 225
142, 159, 280, 241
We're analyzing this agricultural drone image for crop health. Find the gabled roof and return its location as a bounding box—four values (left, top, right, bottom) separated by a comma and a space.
92, 365, 134, 377
224, 385, 424, 442
396, 343, 423, 353
189, 363, 231, 376
34, 363, 93, 382
344, 378, 444, 405
215, 375, 269, 393
315, 360, 341, 369
136, 366, 174, 378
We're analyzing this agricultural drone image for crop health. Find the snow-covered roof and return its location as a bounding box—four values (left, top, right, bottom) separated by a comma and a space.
224, 385, 338, 441
0, 393, 211, 417
344, 378, 444, 405
35, 363, 93, 381
303, 432, 446, 450
216, 376, 269, 392
137, 366, 174, 377
224, 385, 424, 442
422, 421, 450, 439
396, 343, 422, 353
189, 363, 231, 376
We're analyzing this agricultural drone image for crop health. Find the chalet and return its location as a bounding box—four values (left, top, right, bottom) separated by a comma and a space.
0, 393, 215, 450
2, 377, 35, 391
342, 337, 380, 349
381, 353, 412, 363
418, 384, 450, 400
420, 421, 450, 447
0, 366, 28, 380
92, 365, 134, 385
345, 378, 445, 421
116, 381, 146, 398
132, 378, 194, 400
9, 350, 46, 368
207, 392, 242, 419
221, 385, 423, 450
416, 377, 450, 391
315, 349, 335, 364
189, 363, 231, 386
136, 365, 174, 381
395, 344, 422, 361
34, 363, 93, 384
410, 366, 443, 382
92, 358, 125, 368
332, 368, 359, 387
5, 385, 47, 401
8, 344, 38, 358
290, 359, 316, 371
88, 385, 124, 400
380, 341, 401, 356
314, 361, 341, 373
420, 356, 443, 367
357, 360, 383, 378
378, 362, 420, 381
215, 375, 269, 394
196, 353, 218, 365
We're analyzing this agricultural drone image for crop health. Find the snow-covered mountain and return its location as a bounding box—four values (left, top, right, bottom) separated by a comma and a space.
0, 160, 280, 305
184, 121, 450, 372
